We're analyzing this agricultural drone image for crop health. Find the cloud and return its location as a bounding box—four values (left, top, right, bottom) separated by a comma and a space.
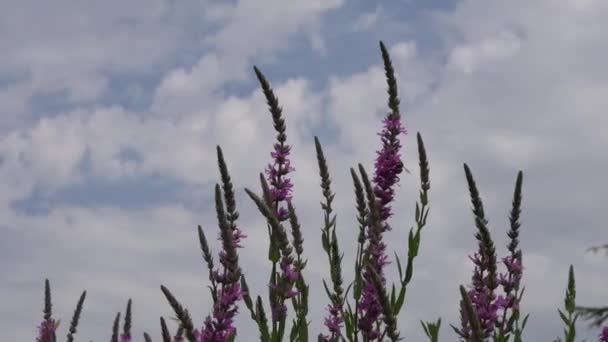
351, 5, 383, 32
448, 31, 522, 73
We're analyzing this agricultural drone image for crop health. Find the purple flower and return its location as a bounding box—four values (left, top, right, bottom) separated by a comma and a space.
498, 255, 523, 295
271, 303, 288, 322
358, 112, 406, 340
459, 248, 525, 338
372, 114, 407, 232
495, 253, 524, 332
119, 333, 131, 342
198, 283, 244, 341
320, 302, 344, 342
36, 319, 56, 342
600, 326, 608, 342
325, 303, 343, 334
262, 100, 300, 322
198, 192, 247, 342
265, 143, 295, 221
269, 259, 299, 321
458, 252, 506, 338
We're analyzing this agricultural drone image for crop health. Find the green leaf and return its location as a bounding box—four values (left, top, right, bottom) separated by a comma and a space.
558, 309, 569, 325
422, 207, 430, 225
290, 319, 299, 342
268, 229, 280, 262
322, 279, 333, 300
521, 313, 530, 331
298, 318, 309, 342
420, 320, 430, 337
390, 283, 396, 308
278, 316, 287, 342
394, 285, 406, 314
343, 303, 354, 340
344, 320, 353, 340
329, 215, 337, 229
322, 231, 330, 253
353, 268, 363, 301
394, 252, 404, 282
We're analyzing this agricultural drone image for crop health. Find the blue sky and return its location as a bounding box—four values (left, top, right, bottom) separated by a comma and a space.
1, 0, 607, 340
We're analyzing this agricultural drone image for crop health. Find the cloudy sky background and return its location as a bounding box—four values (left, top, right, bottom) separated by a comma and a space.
1, 0, 607, 340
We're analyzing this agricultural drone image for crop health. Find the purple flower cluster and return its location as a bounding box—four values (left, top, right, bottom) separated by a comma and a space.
496, 254, 523, 313
372, 114, 407, 232
119, 333, 131, 342
270, 261, 299, 321
265, 142, 295, 221
466, 252, 501, 336
458, 250, 524, 338
358, 112, 406, 340
36, 319, 56, 342
265, 125, 299, 321
325, 304, 344, 337
195, 226, 247, 342
600, 326, 608, 342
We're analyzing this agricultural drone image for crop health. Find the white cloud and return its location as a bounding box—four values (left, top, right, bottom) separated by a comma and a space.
448, 31, 522, 73
351, 5, 383, 32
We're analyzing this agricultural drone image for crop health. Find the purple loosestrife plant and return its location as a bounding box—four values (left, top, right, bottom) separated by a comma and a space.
554, 265, 579, 342
37, 279, 58, 342
161, 146, 246, 342
241, 65, 309, 342
553, 266, 608, 342
356, 164, 394, 341
109, 299, 136, 342
421, 318, 442, 342
357, 41, 409, 341
159, 316, 189, 342
600, 327, 608, 342
119, 299, 133, 342
494, 171, 528, 341
314, 136, 345, 342
244, 187, 300, 341
111, 312, 122, 342
36, 279, 87, 342
315, 41, 431, 342
451, 165, 529, 341
455, 163, 501, 340
344, 40, 409, 342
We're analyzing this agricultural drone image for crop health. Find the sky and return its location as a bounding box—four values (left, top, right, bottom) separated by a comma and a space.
1, 0, 607, 341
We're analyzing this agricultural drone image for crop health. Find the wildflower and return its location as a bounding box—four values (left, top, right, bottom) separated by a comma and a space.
359, 113, 406, 339
319, 302, 344, 342
158, 147, 249, 342
358, 41, 407, 340
324, 303, 343, 336
36, 319, 57, 342
253, 65, 300, 325
119, 299, 132, 342
197, 182, 247, 341
254, 65, 296, 223
372, 114, 407, 233
453, 164, 502, 339
37, 279, 57, 342
599, 326, 608, 342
